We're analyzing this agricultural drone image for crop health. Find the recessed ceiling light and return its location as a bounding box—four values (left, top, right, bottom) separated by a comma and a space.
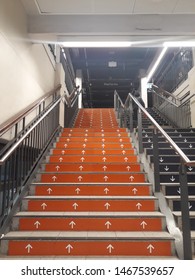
164, 41, 195, 47
61, 41, 132, 48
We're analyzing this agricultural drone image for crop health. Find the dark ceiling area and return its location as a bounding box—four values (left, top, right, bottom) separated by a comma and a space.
69, 47, 159, 108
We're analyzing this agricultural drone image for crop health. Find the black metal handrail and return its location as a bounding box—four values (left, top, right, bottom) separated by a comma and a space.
114, 90, 193, 260
0, 86, 62, 232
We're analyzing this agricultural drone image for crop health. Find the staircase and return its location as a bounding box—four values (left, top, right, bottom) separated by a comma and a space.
1, 108, 175, 258
138, 108, 195, 257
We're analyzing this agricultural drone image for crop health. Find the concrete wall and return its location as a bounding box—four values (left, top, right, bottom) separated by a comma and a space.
0, 0, 56, 125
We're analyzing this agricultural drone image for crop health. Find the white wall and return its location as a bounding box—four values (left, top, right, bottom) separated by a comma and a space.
0, 0, 56, 125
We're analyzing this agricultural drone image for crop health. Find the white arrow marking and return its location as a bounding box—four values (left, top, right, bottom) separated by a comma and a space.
83, 144, 86, 148
34, 221, 41, 229
105, 221, 112, 229
122, 150, 126, 155
41, 203, 47, 210
119, 139, 123, 142
117, 129, 120, 132
85, 129, 88, 132
177, 188, 181, 194
84, 138, 88, 142
85, 134, 88, 137
78, 176, 83, 182
159, 157, 164, 162
102, 157, 107, 162
66, 244, 73, 254
164, 166, 169, 171
188, 166, 193, 172
140, 221, 147, 229
184, 139, 187, 143
68, 133, 71, 137
129, 175, 134, 182
120, 144, 124, 148
69, 221, 76, 229
102, 144, 106, 148
107, 244, 114, 253
79, 166, 84, 171
136, 203, 142, 210
148, 139, 151, 143
75, 188, 81, 194
132, 188, 138, 195
170, 176, 176, 182
25, 244, 33, 254
179, 134, 182, 137
64, 144, 68, 148
104, 202, 111, 210
56, 165, 60, 171
104, 176, 109, 182
102, 134, 105, 137
73, 203, 78, 210
102, 139, 105, 142
118, 134, 121, 137
145, 134, 148, 137
189, 144, 193, 148
103, 166, 107, 171
81, 157, 85, 162
102, 150, 106, 155
104, 188, 109, 194
151, 144, 153, 148
47, 188, 52, 194
124, 157, 128, 162
189, 202, 193, 210
59, 157, 63, 162
52, 176, 57, 182
67, 139, 70, 142
147, 244, 154, 254
61, 150, 65, 155
81, 150, 85, 155
101, 129, 104, 132
126, 166, 131, 171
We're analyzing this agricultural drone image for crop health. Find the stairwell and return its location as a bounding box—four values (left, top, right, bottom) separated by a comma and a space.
1, 108, 176, 258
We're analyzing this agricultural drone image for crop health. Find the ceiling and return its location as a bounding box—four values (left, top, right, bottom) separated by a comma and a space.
21, 0, 195, 107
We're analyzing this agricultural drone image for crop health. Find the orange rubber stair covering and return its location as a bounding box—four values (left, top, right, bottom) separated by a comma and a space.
44, 163, 141, 172
19, 217, 163, 231
61, 132, 129, 137
49, 155, 138, 163
58, 137, 131, 143
55, 142, 133, 149
27, 199, 156, 212
63, 128, 127, 132
35, 185, 151, 196
40, 173, 146, 183
8, 240, 172, 256
51, 149, 135, 155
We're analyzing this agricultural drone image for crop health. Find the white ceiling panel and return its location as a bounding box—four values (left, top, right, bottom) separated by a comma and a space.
93, 0, 135, 14
133, 0, 178, 14
174, 0, 195, 13
36, 0, 93, 14
35, 0, 136, 14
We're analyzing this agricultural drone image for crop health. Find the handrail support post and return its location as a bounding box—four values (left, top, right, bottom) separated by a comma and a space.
179, 162, 192, 260
152, 128, 161, 192
137, 108, 143, 153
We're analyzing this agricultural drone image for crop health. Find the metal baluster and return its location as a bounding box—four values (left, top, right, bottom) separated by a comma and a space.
137, 108, 143, 154
179, 162, 192, 260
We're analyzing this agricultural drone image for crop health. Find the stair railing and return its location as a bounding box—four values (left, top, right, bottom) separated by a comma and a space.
151, 84, 195, 128
0, 84, 62, 231
115, 90, 194, 259
64, 86, 81, 127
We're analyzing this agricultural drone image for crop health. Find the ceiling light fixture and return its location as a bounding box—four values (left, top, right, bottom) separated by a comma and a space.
146, 47, 168, 83
61, 41, 132, 48
164, 41, 195, 47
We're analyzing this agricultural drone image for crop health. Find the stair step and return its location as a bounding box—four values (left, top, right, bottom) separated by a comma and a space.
48, 155, 138, 163
32, 184, 151, 196
42, 163, 142, 172
2, 231, 174, 256
39, 173, 146, 183
51, 148, 136, 155
22, 197, 158, 212
14, 216, 165, 231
